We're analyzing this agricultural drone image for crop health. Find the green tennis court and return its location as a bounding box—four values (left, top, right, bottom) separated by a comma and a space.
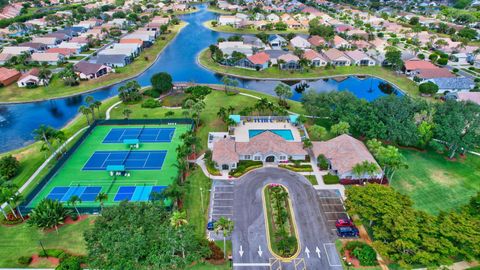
26, 123, 191, 208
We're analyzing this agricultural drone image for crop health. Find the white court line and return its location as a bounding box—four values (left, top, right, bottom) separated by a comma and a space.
323, 243, 342, 267
233, 263, 270, 267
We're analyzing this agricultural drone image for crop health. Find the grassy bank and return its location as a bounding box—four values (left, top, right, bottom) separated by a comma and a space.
203, 20, 309, 34
198, 49, 420, 97
0, 22, 187, 103
0, 216, 94, 267
206, 6, 234, 14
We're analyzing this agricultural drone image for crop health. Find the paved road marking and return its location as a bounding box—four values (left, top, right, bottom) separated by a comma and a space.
258, 246, 263, 257
304, 247, 310, 258
323, 243, 342, 267
233, 263, 270, 267
315, 246, 321, 258
239, 245, 244, 257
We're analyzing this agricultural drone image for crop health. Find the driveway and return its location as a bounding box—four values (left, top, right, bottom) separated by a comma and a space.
232, 168, 343, 270
208, 180, 234, 241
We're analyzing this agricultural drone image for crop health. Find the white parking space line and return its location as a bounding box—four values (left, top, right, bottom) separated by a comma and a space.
233, 263, 271, 267
323, 243, 342, 267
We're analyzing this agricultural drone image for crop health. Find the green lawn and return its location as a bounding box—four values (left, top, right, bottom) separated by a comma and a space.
391, 149, 480, 214
203, 20, 309, 34
27, 124, 191, 208
183, 166, 211, 238
0, 216, 94, 267
198, 49, 420, 97
206, 6, 233, 14
0, 22, 186, 103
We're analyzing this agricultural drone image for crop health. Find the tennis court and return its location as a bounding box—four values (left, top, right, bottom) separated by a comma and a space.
83, 150, 167, 170
25, 122, 192, 208
103, 127, 175, 143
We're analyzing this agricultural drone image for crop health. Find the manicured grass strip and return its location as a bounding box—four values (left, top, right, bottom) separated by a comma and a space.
198, 49, 420, 97
0, 216, 94, 267
305, 175, 318, 185
0, 22, 187, 103
183, 166, 212, 238
203, 20, 309, 34
391, 149, 480, 214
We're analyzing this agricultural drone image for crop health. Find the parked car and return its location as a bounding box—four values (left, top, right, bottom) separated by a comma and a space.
335, 218, 354, 228
337, 226, 359, 237
207, 220, 216, 231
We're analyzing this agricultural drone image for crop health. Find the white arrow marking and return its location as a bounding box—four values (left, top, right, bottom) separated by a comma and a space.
239, 245, 244, 257
258, 246, 263, 257
315, 246, 321, 258
305, 247, 310, 258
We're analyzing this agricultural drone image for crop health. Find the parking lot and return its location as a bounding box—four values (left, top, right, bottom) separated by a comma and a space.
208, 180, 234, 241
316, 189, 349, 236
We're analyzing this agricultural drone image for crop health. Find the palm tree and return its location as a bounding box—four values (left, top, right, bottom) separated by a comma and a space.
38, 68, 51, 86
85, 96, 96, 120
9, 193, 24, 220
170, 211, 188, 229
27, 199, 70, 233
78, 106, 91, 125
67, 195, 82, 216
95, 192, 108, 212
123, 108, 132, 119
174, 157, 188, 184
32, 125, 57, 153
93, 100, 102, 117
221, 76, 232, 94
214, 217, 234, 259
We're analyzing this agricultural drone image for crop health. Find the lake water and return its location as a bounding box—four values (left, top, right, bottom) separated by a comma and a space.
0, 4, 399, 153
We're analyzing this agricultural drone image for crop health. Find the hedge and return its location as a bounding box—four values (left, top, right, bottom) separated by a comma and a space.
279, 164, 313, 172
323, 173, 340, 184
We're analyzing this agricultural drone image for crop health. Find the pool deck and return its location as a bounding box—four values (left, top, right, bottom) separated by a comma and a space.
233, 121, 302, 142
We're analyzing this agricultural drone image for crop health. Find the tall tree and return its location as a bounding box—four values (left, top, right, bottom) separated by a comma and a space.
32, 125, 58, 153
150, 72, 173, 94
67, 195, 82, 216
214, 217, 234, 259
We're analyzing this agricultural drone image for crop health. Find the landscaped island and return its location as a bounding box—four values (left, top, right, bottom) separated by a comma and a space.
198, 49, 420, 97
263, 184, 299, 259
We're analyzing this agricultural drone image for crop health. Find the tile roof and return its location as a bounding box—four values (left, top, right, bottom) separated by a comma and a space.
429, 77, 475, 90
323, 48, 347, 61
0, 67, 20, 81
404, 60, 437, 70
416, 68, 455, 79
212, 138, 239, 164
307, 35, 326, 46
236, 131, 306, 156
312, 134, 380, 175
247, 52, 270, 65
303, 49, 326, 61
456, 92, 480, 105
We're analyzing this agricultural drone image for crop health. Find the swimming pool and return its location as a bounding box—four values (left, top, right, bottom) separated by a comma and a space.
249, 129, 294, 141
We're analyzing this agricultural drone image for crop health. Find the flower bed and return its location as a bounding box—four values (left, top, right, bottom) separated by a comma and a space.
229, 160, 263, 177
263, 184, 299, 258
341, 241, 378, 267
279, 164, 313, 172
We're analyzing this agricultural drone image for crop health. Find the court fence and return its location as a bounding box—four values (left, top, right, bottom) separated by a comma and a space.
19, 118, 194, 214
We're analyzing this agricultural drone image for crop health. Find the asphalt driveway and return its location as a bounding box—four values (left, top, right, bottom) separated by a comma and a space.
232, 168, 343, 270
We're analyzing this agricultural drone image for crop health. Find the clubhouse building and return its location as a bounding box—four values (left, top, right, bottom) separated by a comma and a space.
208, 116, 307, 171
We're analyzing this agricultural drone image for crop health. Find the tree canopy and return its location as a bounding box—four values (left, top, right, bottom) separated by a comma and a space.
84, 202, 209, 269
151, 72, 173, 95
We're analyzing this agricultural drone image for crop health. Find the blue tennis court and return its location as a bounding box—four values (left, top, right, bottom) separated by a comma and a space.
46, 186, 102, 202
114, 185, 166, 202
83, 150, 167, 171
103, 127, 175, 143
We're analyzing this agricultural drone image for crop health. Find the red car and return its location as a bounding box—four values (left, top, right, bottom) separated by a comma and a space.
335, 219, 354, 228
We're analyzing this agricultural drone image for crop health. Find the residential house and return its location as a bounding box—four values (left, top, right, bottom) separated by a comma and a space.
99, 43, 141, 58
449, 91, 480, 105
0, 67, 21, 86
331, 35, 351, 49
278, 53, 300, 70
0, 53, 13, 65
58, 42, 85, 54
46, 48, 77, 57
290, 36, 311, 49
237, 52, 270, 70
264, 50, 289, 65
268, 34, 287, 49
308, 35, 326, 47
120, 38, 145, 48
312, 134, 383, 180
17, 68, 50, 87
416, 68, 455, 80
95, 54, 131, 68
74, 61, 111, 80
303, 49, 328, 67
218, 15, 241, 26
344, 50, 376, 66
266, 14, 280, 22
242, 36, 266, 49
427, 77, 475, 94
30, 53, 64, 65
218, 41, 253, 56
18, 42, 48, 52
31, 37, 61, 48
2, 46, 33, 56
323, 48, 351, 66
403, 59, 437, 75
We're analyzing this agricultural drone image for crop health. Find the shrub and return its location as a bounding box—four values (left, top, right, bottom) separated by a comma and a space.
206, 241, 224, 260
344, 241, 377, 266
452, 68, 459, 73
150, 72, 173, 94
143, 89, 160, 98
56, 255, 81, 270
317, 154, 329, 170
184, 86, 212, 99
437, 58, 448, 65
0, 155, 20, 180
229, 160, 263, 177
419, 81, 439, 95
70, 212, 78, 221
141, 98, 161, 108
323, 173, 339, 184
17, 256, 32, 265
164, 111, 175, 117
